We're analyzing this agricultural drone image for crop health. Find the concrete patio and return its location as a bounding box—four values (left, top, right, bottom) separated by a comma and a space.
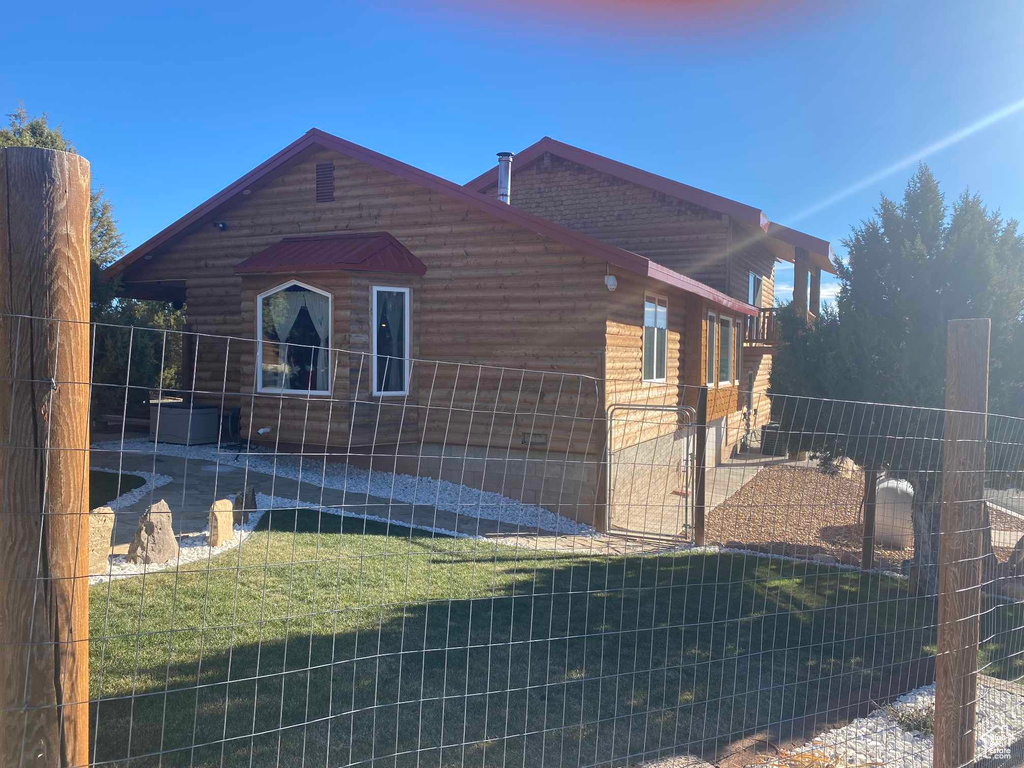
90, 444, 556, 548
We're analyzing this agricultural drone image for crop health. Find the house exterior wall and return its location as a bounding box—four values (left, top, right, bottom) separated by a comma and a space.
601, 270, 694, 533
121, 147, 613, 526
481, 153, 733, 292
481, 152, 778, 470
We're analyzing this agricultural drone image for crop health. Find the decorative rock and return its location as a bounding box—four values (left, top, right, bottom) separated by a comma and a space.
234, 485, 258, 525
724, 541, 745, 550
812, 553, 839, 565
875, 478, 915, 550
836, 457, 859, 477
839, 552, 861, 566
89, 506, 115, 574
209, 499, 235, 547
127, 500, 179, 565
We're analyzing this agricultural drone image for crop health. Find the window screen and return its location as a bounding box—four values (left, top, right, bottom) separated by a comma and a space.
706, 313, 717, 385
643, 296, 667, 381
259, 282, 331, 393
719, 316, 733, 384
373, 287, 409, 395
749, 272, 763, 307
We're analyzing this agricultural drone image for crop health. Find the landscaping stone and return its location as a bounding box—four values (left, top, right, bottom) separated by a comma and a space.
724, 540, 745, 550
875, 477, 914, 550
89, 506, 115, 574
839, 552, 861, 566
127, 500, 179, 564
209, 499, 235, 547
234, 485, 258, 525
812, 553, 839, 565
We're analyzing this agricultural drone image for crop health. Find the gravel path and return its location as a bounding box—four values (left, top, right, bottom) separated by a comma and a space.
795, 678, 1024, 767
92, 438, 594, 536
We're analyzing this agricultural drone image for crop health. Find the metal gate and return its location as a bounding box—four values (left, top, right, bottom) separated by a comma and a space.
605, 403, 697, 539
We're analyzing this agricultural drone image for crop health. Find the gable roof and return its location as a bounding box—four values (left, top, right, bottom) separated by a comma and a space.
106, 128, 756, 315
463, 136, 836, 274
235, 232, 427, 276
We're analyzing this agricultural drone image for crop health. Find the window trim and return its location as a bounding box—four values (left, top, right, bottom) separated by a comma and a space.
706, 311, 717, 387
642, 293, 668, 384
256, 279, 333, 396
371, 285, 412, 397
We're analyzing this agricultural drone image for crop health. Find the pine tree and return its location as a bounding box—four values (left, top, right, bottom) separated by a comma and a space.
2, 104, 185, 412
771, 164, 1024, 594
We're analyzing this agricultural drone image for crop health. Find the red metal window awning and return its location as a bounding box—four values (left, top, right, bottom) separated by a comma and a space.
235, 232, 427, 276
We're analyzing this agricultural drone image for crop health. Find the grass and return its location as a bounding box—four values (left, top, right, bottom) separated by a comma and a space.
884, 701, 935, 735
91, 469, 146, 509
88, 509, 1024, 768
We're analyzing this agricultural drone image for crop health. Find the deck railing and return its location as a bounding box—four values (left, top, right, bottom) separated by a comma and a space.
744, 306, 779, 346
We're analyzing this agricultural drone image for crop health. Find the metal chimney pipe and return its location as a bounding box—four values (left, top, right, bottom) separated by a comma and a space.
496, 152, 514, 204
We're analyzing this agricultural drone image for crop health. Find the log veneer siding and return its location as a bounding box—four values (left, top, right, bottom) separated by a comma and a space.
481, 153, 733, 292
123, 148, 610, 458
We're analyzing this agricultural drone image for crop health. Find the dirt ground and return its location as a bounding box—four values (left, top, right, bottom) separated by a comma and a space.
706, 465, 911, 569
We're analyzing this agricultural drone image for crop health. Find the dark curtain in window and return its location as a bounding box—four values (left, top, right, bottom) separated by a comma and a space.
376, 290, 406, 392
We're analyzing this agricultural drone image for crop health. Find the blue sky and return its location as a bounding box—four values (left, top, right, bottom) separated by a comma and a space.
3, 0, 1023, 305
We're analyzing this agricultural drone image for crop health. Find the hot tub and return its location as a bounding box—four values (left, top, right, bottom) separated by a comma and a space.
149, 401, 221, 445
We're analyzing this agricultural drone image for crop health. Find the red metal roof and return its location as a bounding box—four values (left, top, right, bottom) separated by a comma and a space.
105, 128, 755, 316
463, 136, 836, 275
234, 232, 427, 276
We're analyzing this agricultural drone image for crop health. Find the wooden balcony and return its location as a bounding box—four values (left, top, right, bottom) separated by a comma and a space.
744, 307, 779, 347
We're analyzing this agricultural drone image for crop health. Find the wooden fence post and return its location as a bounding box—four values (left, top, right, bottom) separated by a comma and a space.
0, 147, 91, 767
693, 387, 708, 546
934, 318, 990, 768
862, 468, 878, 570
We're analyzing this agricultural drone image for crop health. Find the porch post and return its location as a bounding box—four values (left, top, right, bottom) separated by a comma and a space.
793, 247, 809, 321
809, 265, 821, 319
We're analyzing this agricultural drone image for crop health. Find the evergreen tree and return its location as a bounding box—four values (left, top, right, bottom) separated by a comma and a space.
1, 104, 185, 413
771, 165, 1024, 594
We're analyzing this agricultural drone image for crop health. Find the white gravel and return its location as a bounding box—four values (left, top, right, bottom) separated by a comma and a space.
90, 465, 173, 510
796, 680, 1024, 767
91, 438, 594, 535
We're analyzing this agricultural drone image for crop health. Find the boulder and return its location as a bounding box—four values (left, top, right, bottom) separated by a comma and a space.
209, 499, 235, 547
89, 506, 115, 574
233, 485, 258, 526
875, 478, 914, 550
811, 553, 839, 565
127, 500, 179, 564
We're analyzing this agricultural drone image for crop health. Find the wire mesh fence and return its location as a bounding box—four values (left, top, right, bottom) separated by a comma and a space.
2, 314, 1023, 768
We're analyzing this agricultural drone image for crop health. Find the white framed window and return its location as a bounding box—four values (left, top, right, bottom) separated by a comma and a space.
372, 286, 411, 396
706, 311, 717, 386
748, 272, 763, 307
257, 280, 332, 395
642, 295, 668, 382
719, 316, 734, 386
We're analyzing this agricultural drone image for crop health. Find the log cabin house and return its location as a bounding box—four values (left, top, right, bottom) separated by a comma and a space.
105, 128, 835, 533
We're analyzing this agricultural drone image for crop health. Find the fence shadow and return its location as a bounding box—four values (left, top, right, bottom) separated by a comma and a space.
84, 522, 1009, 768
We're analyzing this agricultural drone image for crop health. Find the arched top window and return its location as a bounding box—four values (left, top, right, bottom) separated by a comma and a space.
257, 280, 332, 394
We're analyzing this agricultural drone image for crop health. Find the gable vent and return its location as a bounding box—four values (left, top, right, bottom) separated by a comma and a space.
315, 162, 335, 203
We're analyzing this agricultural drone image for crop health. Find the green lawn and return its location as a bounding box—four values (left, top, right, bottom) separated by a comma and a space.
88, 509, 1024, 768
91, 469, 146, 509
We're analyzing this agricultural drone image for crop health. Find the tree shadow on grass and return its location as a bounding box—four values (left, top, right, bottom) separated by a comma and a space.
88, 513, 1023, 768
